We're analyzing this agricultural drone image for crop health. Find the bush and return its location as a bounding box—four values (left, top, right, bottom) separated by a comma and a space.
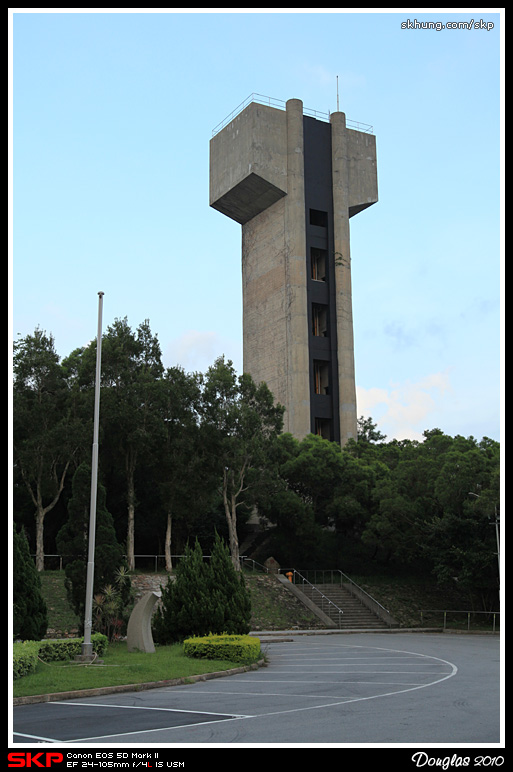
93, 567, 133, 641
13, 634, 109, 681
153, 533, 252, 644
13, 641, 41, 680
37, 633, 108, 663
183, 634, 261, 663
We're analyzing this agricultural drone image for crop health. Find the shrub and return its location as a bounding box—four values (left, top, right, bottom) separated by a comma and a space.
13, 641, 41, 680
93, 567, 133, 641
13, 634, 109, 681
37, 633, 108, 663
153, 533, 252, 644
183, 634, 261, 663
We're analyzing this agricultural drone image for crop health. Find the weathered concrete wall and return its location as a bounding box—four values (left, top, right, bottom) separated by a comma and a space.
239, 100, 309, 438
242, 198, 289, 415
282, 99, 310, 438
331, 112, 377, 442
331, 111, 357, 443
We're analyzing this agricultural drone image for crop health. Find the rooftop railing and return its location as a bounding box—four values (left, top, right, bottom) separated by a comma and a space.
212, 92, 373, 137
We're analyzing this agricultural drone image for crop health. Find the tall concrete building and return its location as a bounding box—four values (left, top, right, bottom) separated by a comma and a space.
209, 96, 377, 445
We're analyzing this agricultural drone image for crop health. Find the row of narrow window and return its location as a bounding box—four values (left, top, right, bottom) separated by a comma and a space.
310, 211, 332, 440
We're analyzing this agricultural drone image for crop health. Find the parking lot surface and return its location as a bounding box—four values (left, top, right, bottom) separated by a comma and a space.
12, 632, 501, 745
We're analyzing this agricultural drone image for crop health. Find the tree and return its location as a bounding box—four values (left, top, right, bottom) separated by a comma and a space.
208, 531, 251, 634
154, 367, 211, 571
13, 328, 82, 570
357, 415, 387, 444
425, 436, 500, 606
153, 539, 212, 644
259, 432, 378, 567
152, 533, 251, 644
199, 357, 284, 570
84, 318, 165, 571
56, 463, 128, 630
13, 526, 48, 640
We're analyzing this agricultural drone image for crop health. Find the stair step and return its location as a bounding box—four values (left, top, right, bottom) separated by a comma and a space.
297, 583, 388, 629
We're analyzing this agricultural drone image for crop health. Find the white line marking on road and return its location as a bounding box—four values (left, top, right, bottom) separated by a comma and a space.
13, 731, 60, 743
50, 701, 249, 718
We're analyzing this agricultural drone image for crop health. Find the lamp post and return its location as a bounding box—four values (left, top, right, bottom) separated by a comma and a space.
81, 291, 104, 658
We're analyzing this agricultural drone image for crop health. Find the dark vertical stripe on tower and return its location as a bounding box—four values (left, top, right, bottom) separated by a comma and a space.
303, 116, 341, 443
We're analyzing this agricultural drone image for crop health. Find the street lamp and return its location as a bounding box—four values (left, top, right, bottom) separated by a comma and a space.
81, 291, 104, 659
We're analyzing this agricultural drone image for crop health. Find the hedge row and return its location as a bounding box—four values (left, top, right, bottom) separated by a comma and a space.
38, 633, 108, 663
13, 634, 109, 680
13, 641, 40, 680
183, 634, 261, 663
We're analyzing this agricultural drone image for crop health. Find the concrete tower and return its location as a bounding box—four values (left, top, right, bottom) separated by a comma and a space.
209, 97, 377, 445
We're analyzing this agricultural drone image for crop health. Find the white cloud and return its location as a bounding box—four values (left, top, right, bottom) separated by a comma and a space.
163, 329, 242, 375
356, 370, 453, 441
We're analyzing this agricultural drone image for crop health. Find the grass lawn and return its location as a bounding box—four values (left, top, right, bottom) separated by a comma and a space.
13, 641, 261, 699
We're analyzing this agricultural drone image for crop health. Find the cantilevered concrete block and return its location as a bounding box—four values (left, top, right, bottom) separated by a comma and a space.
346, 129, 378, 217
126, 591, 161, 653
210, 101, 288, 224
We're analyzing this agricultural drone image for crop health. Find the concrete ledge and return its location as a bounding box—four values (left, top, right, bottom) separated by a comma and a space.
252, 627, 444, 638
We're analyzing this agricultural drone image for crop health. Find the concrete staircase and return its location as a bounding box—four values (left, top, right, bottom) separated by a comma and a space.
297, 582, 392, 630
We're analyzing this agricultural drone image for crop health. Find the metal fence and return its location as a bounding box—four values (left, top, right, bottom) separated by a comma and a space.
211, 92, 373, 137
33, 553, 255, 572
420, 609, 500, 632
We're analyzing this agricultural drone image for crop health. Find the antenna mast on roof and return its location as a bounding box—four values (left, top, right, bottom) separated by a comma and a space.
336, 75, 339, 112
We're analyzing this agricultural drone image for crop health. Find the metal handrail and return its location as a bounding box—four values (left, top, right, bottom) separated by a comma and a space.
339, 571, 390, 615
34, 552, 261, 573
281, 568, 344, 625
293, 568, 390, 615
240, 557, 269, 573
212, 92, 373, 136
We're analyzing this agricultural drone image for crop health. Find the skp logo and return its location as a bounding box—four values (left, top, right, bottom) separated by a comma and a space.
8, 753, 64, 767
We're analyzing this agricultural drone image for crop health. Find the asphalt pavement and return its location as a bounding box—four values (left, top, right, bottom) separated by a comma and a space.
12, 631, 502, 746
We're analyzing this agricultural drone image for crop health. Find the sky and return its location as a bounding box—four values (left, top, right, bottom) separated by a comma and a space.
10, 9, 503, 443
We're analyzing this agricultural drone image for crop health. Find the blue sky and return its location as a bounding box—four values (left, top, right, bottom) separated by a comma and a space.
10, 9, 503, 442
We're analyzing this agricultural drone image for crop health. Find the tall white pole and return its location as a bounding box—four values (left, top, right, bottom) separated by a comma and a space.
82, 291, 104, 657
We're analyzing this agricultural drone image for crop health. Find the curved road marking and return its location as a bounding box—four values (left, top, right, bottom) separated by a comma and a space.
247, 643, 458, 718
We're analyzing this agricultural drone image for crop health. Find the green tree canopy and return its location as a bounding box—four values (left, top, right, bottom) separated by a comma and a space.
56, 462, 127, 630
152, 533, 251, 644
13, 526, 48, 640
199, 357, 284, 570
13, 328, 83, 570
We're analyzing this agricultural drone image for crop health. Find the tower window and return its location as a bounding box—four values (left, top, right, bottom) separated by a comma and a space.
312, 304, 329, 337
314, 360, 330, 395
315, 418, 332, 440
311, 248, 327, 281
309, 209, 328, 228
